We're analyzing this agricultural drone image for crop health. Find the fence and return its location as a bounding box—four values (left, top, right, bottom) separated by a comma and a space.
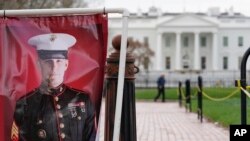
135, 70, 250, 88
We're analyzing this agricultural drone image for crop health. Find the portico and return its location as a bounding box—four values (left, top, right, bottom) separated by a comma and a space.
155, 14, 218, 71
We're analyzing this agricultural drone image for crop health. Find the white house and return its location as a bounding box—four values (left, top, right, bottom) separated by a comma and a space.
108, 7, 250, 86
108, 7, 250, 72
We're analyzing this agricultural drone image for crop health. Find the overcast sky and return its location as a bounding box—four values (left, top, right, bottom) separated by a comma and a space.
102, 0, 250, 16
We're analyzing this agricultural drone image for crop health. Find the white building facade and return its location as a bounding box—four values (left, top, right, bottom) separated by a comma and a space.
108, 8, 250, 73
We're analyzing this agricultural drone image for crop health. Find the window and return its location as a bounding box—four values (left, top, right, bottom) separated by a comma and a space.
182, 54, 189, 69
165, 57, 171, 69
200, 37, 206, 47
201, 56, 206, 69
144, 36, 149, 46
183, 62, 189, 69
183, 37, 189, 47
165, 36, 171, 47
223, 56, 228, 70
223, 36, 228, 47
238, 36, 243, 47
238, 57, 242, 70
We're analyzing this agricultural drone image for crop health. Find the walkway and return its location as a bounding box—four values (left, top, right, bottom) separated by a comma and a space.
97, 101, 229, 141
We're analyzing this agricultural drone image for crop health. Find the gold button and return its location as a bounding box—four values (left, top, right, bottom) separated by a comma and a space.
58, 113, 63, 118
60, 133, 65, 139
37, 129, 46, 139
37, 120, 43, 124
80, 102, 84, 106
56, 104, 61, 109
60, 87, 63, 92
54, 97, 59, 101
60, 123, 65, 128
47, 89, 52, 93
77, 116, 81, 120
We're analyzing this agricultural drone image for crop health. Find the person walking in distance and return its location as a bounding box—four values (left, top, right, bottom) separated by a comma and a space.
154, 74, 166, 102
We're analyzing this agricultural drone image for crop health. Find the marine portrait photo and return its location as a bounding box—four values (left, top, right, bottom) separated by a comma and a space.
0, 14, 107, 141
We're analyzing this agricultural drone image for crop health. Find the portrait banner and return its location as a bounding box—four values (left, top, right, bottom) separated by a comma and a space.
0, 14, 108, 141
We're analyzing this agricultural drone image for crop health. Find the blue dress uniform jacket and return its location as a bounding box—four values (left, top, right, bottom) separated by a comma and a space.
13, 84, 96, 141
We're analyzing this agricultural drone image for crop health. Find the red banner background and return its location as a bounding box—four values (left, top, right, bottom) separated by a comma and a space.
0, 14, 107, 140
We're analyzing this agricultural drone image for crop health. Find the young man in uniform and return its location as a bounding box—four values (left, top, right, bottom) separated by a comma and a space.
11, 33, 96, 141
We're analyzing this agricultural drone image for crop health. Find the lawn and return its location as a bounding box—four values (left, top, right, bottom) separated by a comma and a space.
135, 87, 250, 128
135, 88, 179, 100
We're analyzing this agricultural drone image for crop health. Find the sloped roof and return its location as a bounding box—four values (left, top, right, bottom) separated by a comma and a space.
157, 14, 218, 27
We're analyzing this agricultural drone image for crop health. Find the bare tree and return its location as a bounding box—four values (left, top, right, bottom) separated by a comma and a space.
0, 0, 87, 9
128, 37, 154, 71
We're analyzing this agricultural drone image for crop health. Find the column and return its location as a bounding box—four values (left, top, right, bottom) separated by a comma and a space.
212, 32, 218, 70
194, 32, 200, 70
175, 32, 181, 70
156, 33, 162, 70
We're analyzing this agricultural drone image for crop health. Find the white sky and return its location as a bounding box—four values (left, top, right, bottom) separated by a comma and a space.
102, 0, 250, 16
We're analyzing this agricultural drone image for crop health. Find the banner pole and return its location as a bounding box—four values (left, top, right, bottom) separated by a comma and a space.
1, 8, 126, 17
112, 9, 129, 141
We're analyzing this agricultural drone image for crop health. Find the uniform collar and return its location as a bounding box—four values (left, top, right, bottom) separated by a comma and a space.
39, 84, 66, 95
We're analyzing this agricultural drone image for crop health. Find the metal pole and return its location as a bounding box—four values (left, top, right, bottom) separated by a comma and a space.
178, 81, 182, 107
105, 34, 137, 141
198, 76, 203, 123
185, 79, 191, 112
240, 47, 250, 125
112, 10, 129, 141
1, 8, 127, 16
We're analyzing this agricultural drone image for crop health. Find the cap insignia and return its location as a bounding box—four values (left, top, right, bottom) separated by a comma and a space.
50, 34, 57, 42
37, 129, 46, 139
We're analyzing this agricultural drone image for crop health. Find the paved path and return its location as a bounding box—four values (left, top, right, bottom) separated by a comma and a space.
97, 101, 229, 141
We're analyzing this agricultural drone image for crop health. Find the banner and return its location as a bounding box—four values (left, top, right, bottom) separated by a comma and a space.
0, 14, 107, 141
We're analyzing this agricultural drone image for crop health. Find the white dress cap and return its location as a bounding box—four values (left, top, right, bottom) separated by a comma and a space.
28, 33, 76, 51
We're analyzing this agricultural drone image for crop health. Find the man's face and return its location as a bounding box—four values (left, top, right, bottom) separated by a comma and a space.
39, 58, 68, 88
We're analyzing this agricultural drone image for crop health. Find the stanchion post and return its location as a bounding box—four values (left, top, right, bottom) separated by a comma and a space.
198, 76, 203, 123
185, 79, 191, 112
239, 47, 250, 125
178, 81, 182, 107
104, 35, 138, 141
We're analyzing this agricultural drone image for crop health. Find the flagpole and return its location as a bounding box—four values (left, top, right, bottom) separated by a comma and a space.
112, 9, 129, 141
1, 8, 126, 17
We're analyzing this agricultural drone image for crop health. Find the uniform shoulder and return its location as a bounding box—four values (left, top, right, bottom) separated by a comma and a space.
14, 88, 39, 119
17, 88, 39, 103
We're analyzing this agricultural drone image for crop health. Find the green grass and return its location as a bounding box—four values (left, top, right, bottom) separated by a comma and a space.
135, 87, 250, 128
135, 88, 179, 100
